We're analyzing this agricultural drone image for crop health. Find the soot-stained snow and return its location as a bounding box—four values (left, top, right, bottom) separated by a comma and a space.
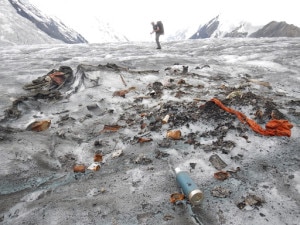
0, 38, 299, 225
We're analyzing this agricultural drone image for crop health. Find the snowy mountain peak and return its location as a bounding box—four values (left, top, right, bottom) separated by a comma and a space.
0, 0, 58, 46
189, 14, 300, 39
190, 14, 260, 39
2, 0, 128, 45
250, 21, 300, 37
8, 0, 87, 44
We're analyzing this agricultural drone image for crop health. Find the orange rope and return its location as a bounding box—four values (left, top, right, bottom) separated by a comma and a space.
210, 98, 293, 137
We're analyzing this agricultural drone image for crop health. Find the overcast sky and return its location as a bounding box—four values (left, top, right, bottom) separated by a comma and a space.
28, 0, 300, 41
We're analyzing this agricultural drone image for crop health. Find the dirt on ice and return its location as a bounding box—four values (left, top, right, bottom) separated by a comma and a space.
0, 38, 299, 225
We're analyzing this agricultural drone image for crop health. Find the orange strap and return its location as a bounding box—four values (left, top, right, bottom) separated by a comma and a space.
210, 98, 293, 137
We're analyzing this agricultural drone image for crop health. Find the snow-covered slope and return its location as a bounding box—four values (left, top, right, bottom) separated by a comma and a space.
0, 0, 63, 46
27, 0, 129, 43
8, 0, 87, 44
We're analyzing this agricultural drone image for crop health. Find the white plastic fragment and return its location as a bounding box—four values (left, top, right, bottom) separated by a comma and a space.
112, 149, 123, 158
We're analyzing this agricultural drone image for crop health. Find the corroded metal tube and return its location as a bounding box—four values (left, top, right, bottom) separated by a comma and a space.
175, 167, 204, 205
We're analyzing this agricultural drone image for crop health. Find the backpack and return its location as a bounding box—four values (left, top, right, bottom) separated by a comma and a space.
157, 21, 164, 35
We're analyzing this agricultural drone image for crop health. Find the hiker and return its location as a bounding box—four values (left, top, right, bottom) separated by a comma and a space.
150, 21, 164, 49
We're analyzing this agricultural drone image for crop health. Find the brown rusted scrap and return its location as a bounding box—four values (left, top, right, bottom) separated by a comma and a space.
94, 153, 103, 162
166, 130, 182, 140
100, 125, 122, 133
48, 71, 66, 85
140, 123, 147, 129
140, 113, 148, 117
113, 87, 136, 98
214, 171, 230, 181
138, 137, 153, 143
175, 90, 186, 98
237, 194, 265, 210
73, 164, 86, 173
254, 109, 263, 120
170, 193, 185, 204
26, 119, 51, 132
113, 89, 129, 98
177, 79, 186, 85
23, 66, 73, 91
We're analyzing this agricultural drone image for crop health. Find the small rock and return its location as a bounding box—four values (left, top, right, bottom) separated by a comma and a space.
190, 163, 196, 169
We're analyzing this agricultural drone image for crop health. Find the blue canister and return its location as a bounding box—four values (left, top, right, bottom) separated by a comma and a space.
175, 167, 204, 205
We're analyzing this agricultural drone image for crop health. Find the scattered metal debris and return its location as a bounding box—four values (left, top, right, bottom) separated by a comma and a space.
209, 154, 228, 170
211, 186, 231, 198
26, 119, 51, 132
237, 194, 265, 210
73, 165, 85, 173
170, 192, 185, 204
166, 130, 182, 140
213, 171, 230, 181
